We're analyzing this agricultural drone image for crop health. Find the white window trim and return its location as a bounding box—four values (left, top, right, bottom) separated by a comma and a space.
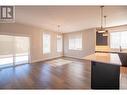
43, 32, 51, 54
68, 33, 82, 51
57, 34, 63, 52
110, 31, 127, 50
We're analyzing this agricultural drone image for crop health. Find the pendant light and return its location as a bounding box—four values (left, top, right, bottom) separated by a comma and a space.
58, 25, 60, 32
96, 6, 108, 33
57, 25, 61, 33
103, 15, 108, 36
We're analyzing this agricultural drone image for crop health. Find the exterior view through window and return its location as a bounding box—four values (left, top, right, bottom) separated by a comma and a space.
110, 31, 127, 49
0, 35, 30, 68
43, 32, 51, 54
69, 33, 82, 50
57, 35, 62, 52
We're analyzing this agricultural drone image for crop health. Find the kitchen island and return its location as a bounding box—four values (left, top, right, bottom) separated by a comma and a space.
82, 53, 122, 89
95, 50, 127, 67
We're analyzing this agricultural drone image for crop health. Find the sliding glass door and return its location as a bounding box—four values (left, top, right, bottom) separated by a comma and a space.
15, 36, 30, 65
0, 35, 30, 68
0, 35, 14, 68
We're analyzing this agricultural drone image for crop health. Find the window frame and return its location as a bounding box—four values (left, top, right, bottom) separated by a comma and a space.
68, 33, 82, 51
56, 34, 63, 52
109, 31, 127, 50
43, 32, 51, 54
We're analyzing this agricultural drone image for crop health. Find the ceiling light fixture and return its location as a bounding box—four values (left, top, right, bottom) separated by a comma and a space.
57, 25, 62, 34
103, 15, 108, 36
96, 6, 108, 33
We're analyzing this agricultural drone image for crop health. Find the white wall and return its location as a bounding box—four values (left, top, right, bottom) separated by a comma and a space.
0, 23, 63, 63
63, 28, 96, 58
2, 23, 126, 62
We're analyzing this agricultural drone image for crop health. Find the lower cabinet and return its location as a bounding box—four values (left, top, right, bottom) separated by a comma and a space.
91, 61, 120, 89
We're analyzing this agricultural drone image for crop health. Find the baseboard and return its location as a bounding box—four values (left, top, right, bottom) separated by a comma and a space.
31, 56, 64, 63
31, 55, 86, 63
63, 55, 83, 60
63, 56, 89, 62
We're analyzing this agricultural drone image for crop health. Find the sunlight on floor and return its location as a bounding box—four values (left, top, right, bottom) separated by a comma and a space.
47, 59, 74, 67
120, 67, 127, 89
0, 55, 28, 68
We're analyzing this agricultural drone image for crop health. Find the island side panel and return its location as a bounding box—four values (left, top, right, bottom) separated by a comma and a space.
91, 61, 120, 89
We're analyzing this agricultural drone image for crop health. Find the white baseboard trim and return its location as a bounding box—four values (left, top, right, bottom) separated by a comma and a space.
31, 55, 86, 63
63, 55, 83, 60
31, 56, 63, 63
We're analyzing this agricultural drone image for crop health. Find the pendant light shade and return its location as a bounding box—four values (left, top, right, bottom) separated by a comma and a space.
102, 15, 108, 36
97, 27, 106, 33
57, 25, 62, 34
96, 6, 108, 34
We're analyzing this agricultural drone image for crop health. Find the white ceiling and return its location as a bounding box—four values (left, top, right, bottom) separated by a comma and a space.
15, 6, 127, 33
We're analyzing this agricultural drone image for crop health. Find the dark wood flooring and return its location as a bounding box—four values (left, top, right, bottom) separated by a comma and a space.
0, 57, 126, 89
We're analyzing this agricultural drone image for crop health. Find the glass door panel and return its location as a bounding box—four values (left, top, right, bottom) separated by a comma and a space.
14, 36, 30, 65
0, 35, 13, 68
0, 35, 30, 68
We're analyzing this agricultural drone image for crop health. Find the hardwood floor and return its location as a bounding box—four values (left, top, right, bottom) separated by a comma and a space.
0, 57, 126, 89
120, 67, 127, 89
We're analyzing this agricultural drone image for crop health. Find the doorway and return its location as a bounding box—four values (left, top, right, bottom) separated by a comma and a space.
0, 35, 30, 68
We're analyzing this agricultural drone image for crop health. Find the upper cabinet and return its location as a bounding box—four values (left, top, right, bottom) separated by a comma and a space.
96, 32, 108, 45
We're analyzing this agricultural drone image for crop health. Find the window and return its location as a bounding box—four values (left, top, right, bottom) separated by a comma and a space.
57, 35, 62, 52
69, 33, 82, 50
43, 32, 51, 54
110, 31, 127, 49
